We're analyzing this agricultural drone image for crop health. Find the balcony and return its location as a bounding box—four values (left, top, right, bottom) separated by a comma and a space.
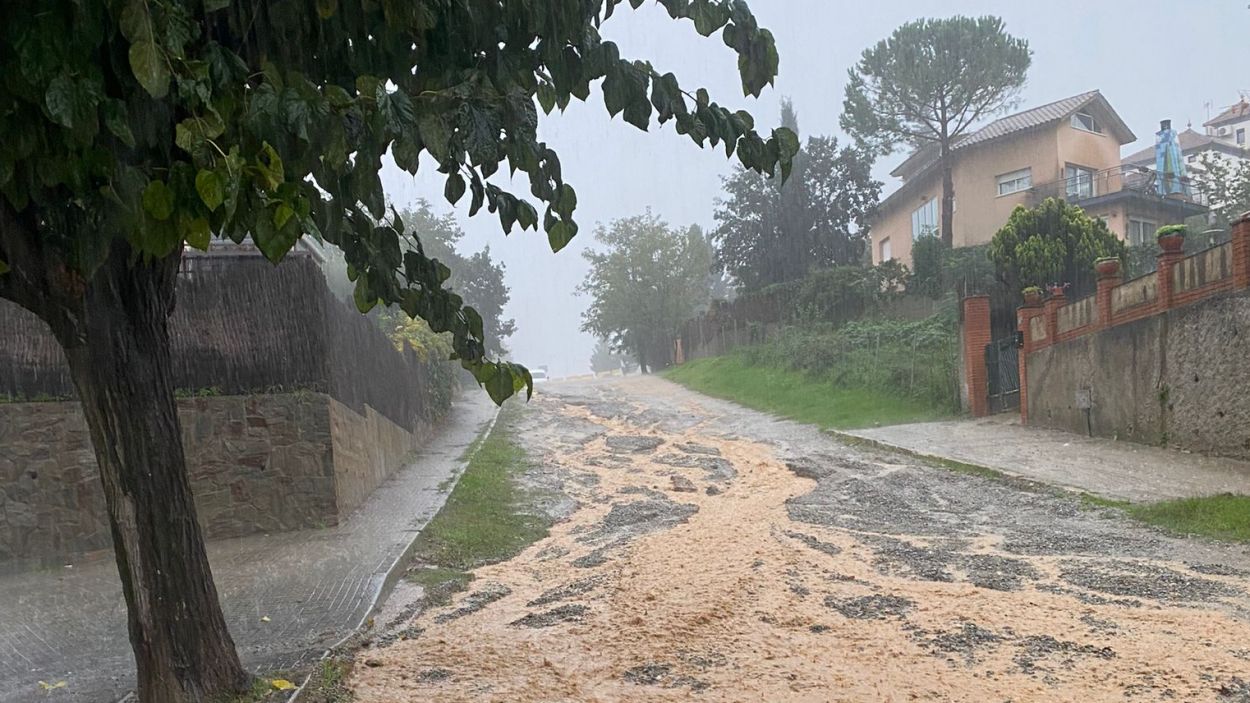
1030, 164, 1204, 204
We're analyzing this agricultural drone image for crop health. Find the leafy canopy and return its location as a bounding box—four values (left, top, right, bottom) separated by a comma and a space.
0, 0, 797, 403
841, 15, 1031, 154
579, 213, 713, 370
713, 102, 880, 291
988, 198, 1125, 293
1190, 152, 1250, 233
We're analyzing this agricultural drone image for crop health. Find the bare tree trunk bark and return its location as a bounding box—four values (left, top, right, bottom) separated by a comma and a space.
940, 140, 955, 247
52, 245, 251, 702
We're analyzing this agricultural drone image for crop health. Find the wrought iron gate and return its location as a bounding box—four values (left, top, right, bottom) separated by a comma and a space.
985, 336, 1020, 413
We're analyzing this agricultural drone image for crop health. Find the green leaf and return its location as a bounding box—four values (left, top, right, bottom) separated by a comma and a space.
103, 102, 136, 147
45, 76, 81, 128
118, 0, 147, 42
353, 278, 377, 313
483, 364, 515, 405
0, 258, 9, 276
547, 220, 577, 252
274, 203, 295, 229
129, 41, 170, 99
142, 180, 175, 221
205, 0, 231, 11
195, 169, 224, 210
315, 0, 338, 19
186, 217, 212, 250
255, 143, 284, 191
417, 113, 451, 162
444, 173, 466, 205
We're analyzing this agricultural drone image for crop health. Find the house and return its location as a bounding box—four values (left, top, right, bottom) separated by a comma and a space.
1204, 97, 1250, 146
870, 90, 1207, 265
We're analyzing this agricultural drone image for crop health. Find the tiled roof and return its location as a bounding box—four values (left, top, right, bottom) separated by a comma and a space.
1121, 128, 1248, 166
890, 90, 1132, 179
1203, 99, 1250, 128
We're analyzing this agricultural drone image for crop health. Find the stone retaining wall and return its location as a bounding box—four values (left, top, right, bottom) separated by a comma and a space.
0, 391, 422, 568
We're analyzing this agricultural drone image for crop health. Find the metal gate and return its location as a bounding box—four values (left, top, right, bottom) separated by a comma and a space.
985, 336, 1020, 413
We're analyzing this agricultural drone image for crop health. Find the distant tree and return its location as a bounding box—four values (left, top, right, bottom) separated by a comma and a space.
590, 338, 636, 374
988, 198, 1125, 293
579, 214, 713, 372
714, 102, 880, 290
400, 203, 515, 357
842, 16, 1031, 246
0, 2, 793, 699
1191, 153, 1250, 234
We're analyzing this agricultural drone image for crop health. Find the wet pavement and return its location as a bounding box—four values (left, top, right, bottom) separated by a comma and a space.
845, 414, 1250, 502
0, 393, 497, 703
350, 376, 1250, 702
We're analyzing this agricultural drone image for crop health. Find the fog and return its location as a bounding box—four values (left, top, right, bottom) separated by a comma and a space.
380, 0, 1242, 379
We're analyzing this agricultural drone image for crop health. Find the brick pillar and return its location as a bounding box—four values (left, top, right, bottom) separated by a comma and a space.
1156, 249, 1184, 310
961, 295, 992, 418
1017, 302, 1044, 425
1096, 263, 1121, 330
1232, 211, 1250, 290
1043, 290, 1065, 342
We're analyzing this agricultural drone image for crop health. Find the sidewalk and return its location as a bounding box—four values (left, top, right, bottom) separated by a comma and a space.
0, 392, 498, 703
841, 414, 1250, 503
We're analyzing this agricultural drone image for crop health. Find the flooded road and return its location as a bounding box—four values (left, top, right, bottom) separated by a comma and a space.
350, 376, 1250, 702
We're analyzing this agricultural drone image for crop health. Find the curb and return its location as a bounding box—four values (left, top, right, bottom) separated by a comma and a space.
285, 398, 502, 702
822, 429, 1093, 499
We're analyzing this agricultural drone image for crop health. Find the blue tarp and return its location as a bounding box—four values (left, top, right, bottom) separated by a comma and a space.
1156, 124, 1190, 197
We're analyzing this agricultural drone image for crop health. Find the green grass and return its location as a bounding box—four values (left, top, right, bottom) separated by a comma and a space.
404, 405, 550, 594
663, 355, 954, 430
1126, 494, 1250, 543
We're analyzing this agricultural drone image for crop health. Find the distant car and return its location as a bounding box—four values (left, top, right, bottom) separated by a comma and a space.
531, 367, 550, 383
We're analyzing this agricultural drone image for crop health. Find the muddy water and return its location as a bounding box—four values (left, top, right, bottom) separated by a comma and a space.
350, 379, 1250, 702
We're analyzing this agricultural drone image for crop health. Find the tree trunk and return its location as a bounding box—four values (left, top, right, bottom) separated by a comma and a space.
940, 140, 955, 247
53, 246, 251, 702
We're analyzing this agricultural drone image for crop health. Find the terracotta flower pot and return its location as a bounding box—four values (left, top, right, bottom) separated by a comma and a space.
1022, 290, 1043, 306
1047, 284, 1067, 298
1157, 232, 1185, 254
1095, 257, 1121, 278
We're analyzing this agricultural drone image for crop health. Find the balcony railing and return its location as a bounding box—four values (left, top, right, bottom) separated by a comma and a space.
1028, 164, 1202, 206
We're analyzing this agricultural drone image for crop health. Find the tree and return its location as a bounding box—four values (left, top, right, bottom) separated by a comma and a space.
590, 338, 636, 374
400, 202, 515, 357
842, 16, 1031, 246
579, 214, 713, 372
1191, 153, 1250, 234
714, 102, 880, 290
988, 198, 1125, 294
0, 2, 793, 700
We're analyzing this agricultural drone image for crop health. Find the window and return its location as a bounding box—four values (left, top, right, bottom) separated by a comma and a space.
1065, 164, 1097, 200
911, 198, 938, 239
996, 168, 1032, 196
1186, 154, 1197, 164
1128, 218, 1157, 247
879, 237, 892, 262
1238, 128, 1246, 145
1070, 112, 1102, 133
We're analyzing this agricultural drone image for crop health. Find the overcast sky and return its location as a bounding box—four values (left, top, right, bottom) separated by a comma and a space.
380, 0, 1246, 379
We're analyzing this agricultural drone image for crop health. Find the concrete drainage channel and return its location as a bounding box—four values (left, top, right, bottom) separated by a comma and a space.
284, 404, 501, 702
111, 405, 502, 703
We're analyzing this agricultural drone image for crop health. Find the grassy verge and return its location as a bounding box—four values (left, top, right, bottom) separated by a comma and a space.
663, 355, 954, 430
404, 403, 550, 600
1123, 494, 1250, 543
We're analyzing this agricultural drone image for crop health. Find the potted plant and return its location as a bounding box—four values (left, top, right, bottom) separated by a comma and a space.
1022, 286, 1044, 305
1156, 224, 1187, 253
1046, 282, 1069, 298
1094, 255, 1121, 278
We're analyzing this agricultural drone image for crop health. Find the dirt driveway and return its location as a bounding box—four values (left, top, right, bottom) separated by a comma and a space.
350, 376, 1250, 702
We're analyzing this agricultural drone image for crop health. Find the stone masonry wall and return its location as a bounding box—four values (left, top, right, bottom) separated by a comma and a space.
328, 398, 425, 517
1026, 290, 1250, 459
1, 393, 339, 567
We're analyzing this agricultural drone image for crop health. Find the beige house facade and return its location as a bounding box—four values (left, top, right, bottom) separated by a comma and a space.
870, 91, 1207, 266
